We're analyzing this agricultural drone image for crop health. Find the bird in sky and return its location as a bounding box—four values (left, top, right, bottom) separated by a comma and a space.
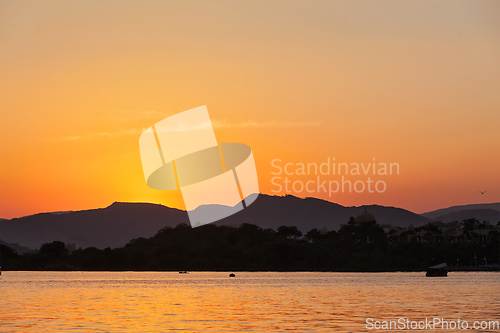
479, 191, 487, 194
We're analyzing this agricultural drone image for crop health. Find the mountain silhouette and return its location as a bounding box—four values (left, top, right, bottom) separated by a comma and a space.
214, 194, 429, 231
421, 202, 500, 220
429, 208, 500, 223
0, 202, 188, 250
0, 195, 431, 250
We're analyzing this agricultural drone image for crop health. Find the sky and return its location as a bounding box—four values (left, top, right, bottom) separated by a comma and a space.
1, 0, 499, 219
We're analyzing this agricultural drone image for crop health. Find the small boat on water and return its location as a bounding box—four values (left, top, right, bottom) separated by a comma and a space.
426, 263, 448, 277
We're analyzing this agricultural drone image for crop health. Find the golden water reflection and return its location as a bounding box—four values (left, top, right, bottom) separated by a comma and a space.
1, 272, 499, 332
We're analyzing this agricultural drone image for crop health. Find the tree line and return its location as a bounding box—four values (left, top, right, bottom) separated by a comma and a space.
1, 219, 499, 271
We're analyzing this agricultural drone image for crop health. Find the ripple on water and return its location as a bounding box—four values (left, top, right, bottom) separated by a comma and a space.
0, 271, 499, 332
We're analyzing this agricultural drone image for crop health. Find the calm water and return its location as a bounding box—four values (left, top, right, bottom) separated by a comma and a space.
1, 271, 499, 332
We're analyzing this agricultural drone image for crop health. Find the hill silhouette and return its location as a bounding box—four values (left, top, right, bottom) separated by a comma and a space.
0, 203, 188, 250
430, 209, 500, 224
0, 194, 430, 249
421, 202, 500, 219
214, 195, 428, 231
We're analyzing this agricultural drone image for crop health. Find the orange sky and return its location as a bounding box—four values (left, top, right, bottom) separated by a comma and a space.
1, 0, 499, 219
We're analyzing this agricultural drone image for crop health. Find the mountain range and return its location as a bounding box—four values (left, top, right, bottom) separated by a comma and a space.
1, 195, 498, 250
427, 209, 500, 224
421, 202, 500, 220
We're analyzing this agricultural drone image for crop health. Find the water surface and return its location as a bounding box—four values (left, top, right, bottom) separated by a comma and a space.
1, 272, 498, 332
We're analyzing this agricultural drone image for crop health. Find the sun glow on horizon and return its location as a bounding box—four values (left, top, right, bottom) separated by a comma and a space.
1, 0, 499, 219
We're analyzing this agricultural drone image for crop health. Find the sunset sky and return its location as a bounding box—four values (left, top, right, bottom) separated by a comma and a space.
1, 0, 499, 219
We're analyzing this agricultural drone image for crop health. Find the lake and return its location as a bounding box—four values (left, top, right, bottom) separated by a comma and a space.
1, 271, 499, 332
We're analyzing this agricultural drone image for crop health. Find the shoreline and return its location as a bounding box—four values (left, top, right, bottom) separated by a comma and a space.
2, 267, 499, 273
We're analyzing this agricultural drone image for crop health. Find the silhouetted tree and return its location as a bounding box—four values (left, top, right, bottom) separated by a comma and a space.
277, 226, 302, 238
39, 241, 68, 258
338, 220, 386, 257
416, 223, 442, 242
0, 244, 18, 261
463, 218, 479, 233
305, 228, 321, 242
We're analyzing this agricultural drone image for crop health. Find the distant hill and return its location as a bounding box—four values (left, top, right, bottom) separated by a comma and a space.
0, 239, 36, 254
214, 195, 429, 231
0, 203, 189, 250
0, 195, 430, 250
422, 203, 500, 220
430, 209, 500, 224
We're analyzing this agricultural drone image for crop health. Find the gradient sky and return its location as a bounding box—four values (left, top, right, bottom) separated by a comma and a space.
1, 0, 499, 219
